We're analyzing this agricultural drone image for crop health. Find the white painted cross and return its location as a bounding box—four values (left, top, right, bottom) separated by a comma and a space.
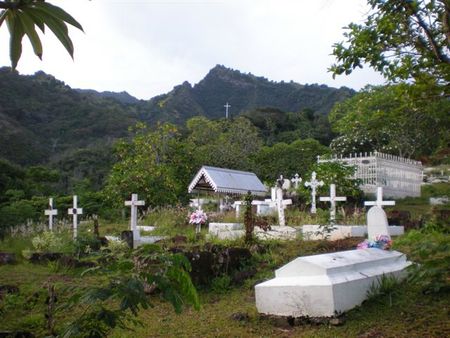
125, 193, 145, 240
304, 171, 324, 214
319, 184, 346, 224
68, 195, 83, 239
364, 187, 395, 208
275, 176, 292, 226
224, 102, 231, 119
44, 197, 57, 231
291, 173, 302, 189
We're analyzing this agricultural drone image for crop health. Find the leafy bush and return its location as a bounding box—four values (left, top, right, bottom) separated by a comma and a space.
210, 275, 232, 294
101, 239, 130, 256
73, 235, 103, 258
31, 231, 63, 253
394, 226, 450, 294
62, 244, 200, 337
366, 274, 400, 307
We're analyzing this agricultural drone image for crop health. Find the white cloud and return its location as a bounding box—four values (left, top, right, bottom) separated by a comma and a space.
0, 0, 385, 99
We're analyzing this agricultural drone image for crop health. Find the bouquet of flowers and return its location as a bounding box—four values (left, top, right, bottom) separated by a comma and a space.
357, 234, 392, 250
189, 210, 208, 232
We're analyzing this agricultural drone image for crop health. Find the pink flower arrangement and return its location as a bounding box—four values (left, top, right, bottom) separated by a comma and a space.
357, 234, 392, 250
189, 210, 208, 225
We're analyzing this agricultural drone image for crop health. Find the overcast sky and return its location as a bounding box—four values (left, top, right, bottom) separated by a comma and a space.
0, 0, 386, 100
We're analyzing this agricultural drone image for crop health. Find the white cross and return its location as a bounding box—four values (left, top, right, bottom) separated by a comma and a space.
275, 186, 292, 226
364, 187, 395, 208
304, 171, 324, 213
44, 197, 57, 231
224, 102, 231, 119
125, 193, 145, 240
319, 184, 346, 224
68, 195, 83, 239
291, 173, 302, 189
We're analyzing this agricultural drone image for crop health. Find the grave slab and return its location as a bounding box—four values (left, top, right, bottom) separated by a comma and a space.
137, 225, 156, 232
209, 223, 299, 240
255, 248, 411, 317
301, 224, 404, 241
209, 222, 243, 234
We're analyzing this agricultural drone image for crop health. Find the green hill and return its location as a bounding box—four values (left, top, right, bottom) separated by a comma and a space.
0, 65, 354, 191
144, 65, 355, 121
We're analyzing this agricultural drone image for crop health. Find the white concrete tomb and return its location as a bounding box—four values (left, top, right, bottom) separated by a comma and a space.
255, 248, 411, 317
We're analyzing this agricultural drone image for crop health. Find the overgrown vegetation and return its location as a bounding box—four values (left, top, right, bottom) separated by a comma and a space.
0, 216, 449, 337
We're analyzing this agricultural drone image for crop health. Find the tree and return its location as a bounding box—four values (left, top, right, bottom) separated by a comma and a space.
252, 138, 330, 182
0, 0, 83, 69
329, 84, 449, 158
186, 117, 263, 171
297, 161, 363, 207
330, 0, 450, 87
104, 123, 195, 208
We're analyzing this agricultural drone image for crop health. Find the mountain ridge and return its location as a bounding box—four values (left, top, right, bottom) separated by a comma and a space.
0, 65, 354, 168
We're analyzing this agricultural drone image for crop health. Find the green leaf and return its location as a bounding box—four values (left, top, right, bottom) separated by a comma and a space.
32, 2, 83, 31
0, 9, 7, 27
17, 10, 43, 59
6, 11, 25, 70
23, 8, 45, 33
39, 14, 74, 58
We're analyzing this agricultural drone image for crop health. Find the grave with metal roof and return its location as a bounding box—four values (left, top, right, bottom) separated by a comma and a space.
188, 166, 267, 196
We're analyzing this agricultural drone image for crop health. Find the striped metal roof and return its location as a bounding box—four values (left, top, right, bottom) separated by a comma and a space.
188, 166, 267, 196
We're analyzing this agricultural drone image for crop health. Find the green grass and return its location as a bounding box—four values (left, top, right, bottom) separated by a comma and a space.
1, 185, 449, 337
1, 234, 448, 337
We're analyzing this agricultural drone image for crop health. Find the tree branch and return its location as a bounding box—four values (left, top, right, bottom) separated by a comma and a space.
405, 1, 450, 64
439, 0, 450, 46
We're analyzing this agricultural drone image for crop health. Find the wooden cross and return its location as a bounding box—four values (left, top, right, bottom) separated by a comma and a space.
291, 173, 302, 189
44, 197, 58, 231
304, 171, 324, 213
364, 187, 395, 208
68, 195, 83, 239
125, 193, 145, 239
224, 102, 231, 119
319, 184, 346, 224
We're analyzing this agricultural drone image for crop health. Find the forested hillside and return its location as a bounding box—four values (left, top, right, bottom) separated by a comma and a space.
0, 65, 353, 165
0, 65, 355, 195
0, 68, 140, 166
145, 65, 355, 121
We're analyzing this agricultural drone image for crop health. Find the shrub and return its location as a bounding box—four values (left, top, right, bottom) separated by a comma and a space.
31, 231, 63, 253
210, 275, 232, 294
394, 226, 450, 294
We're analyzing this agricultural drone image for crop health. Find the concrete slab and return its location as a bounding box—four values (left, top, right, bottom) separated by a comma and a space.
255, 248, 411, 317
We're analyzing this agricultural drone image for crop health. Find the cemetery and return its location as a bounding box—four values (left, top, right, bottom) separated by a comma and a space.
0, 161, 449, 337
0, 1, 449, 337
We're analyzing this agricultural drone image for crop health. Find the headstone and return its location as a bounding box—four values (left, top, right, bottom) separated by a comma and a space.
255, 248, 411, 317
125, 193, 145, 242
319, 184, 346, 224
367, 206, 390, 241
304, 171, 324, 213
364, 187, 395, 208
121, 230, 134, 249
275, 176, 292, 227
44, 197, 58, 231
68, 195, 83, 239
291, 173, 302, 189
